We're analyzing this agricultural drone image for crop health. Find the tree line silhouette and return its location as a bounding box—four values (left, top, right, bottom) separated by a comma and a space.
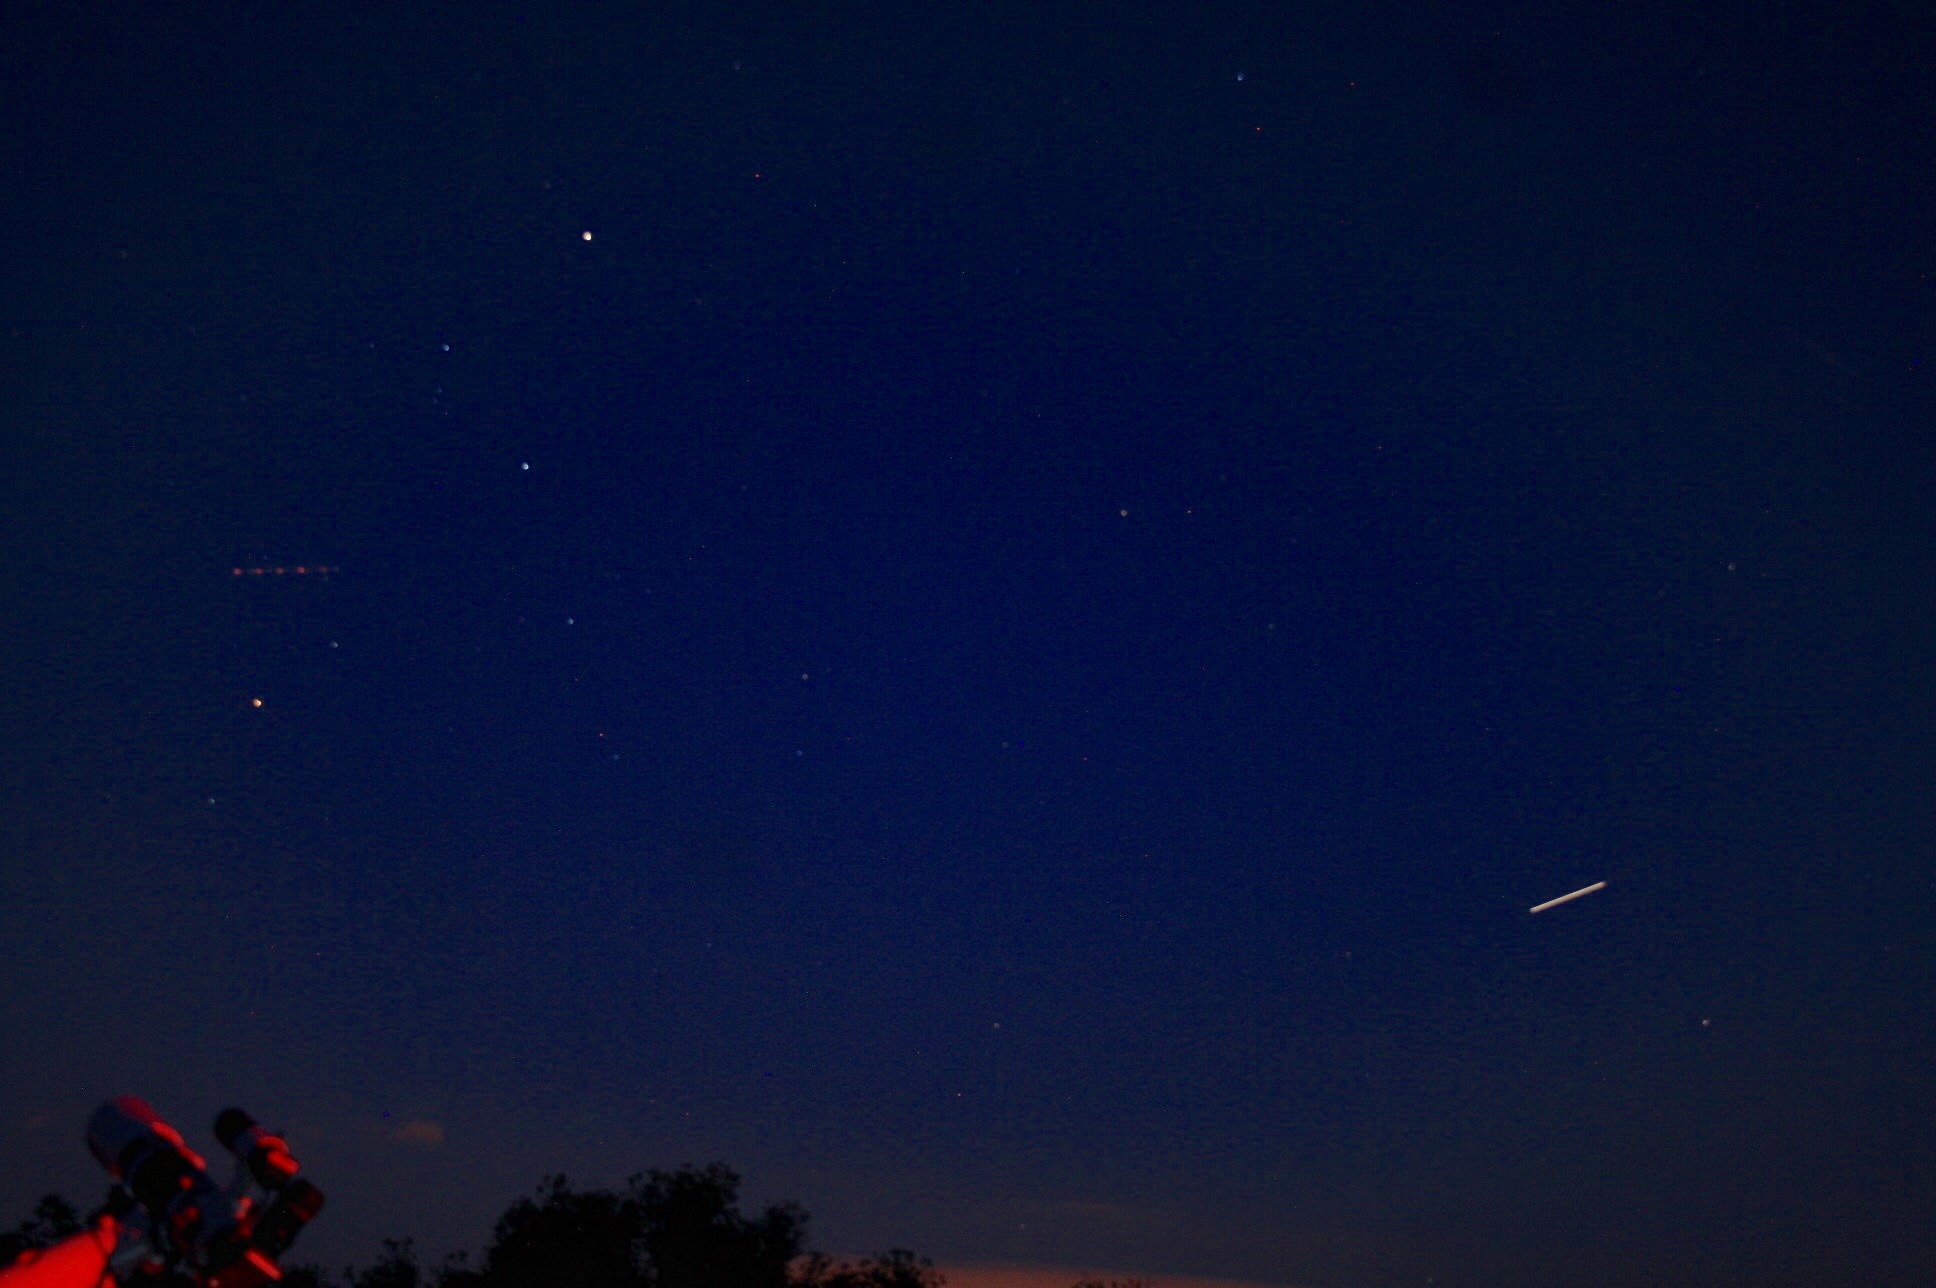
3, 1164, 945, 1288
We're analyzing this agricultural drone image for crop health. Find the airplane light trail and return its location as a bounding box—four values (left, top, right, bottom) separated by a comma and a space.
1530, 881, 1607, 914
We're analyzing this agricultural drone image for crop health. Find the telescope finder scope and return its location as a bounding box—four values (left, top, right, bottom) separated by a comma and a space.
215, 1108, 300, 1190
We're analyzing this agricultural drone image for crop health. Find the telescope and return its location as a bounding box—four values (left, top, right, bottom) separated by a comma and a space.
0, 1098, 323, 1288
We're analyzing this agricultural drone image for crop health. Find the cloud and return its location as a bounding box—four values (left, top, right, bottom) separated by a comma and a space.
391, 1119, 445, 1147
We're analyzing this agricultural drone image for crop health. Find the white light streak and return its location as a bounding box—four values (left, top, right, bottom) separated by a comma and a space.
1530, 880, 1607, 914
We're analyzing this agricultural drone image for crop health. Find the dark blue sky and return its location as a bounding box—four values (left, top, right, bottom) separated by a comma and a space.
3, 3, 1932, 1286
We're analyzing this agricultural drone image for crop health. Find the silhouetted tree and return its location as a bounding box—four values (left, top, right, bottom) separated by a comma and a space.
800, 1248, 944, 1288
276, 1266, 332, 1288
483, 1174, 646, 1288
346, 1238, 426, 1288
629, 1164, 806, 1288
281, 1163, 922, 1288
0, 1195, 83, 1264
432, 1249, 488, 1288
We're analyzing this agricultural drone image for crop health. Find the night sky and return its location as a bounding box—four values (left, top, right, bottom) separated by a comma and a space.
3, 3, 1933, 1286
